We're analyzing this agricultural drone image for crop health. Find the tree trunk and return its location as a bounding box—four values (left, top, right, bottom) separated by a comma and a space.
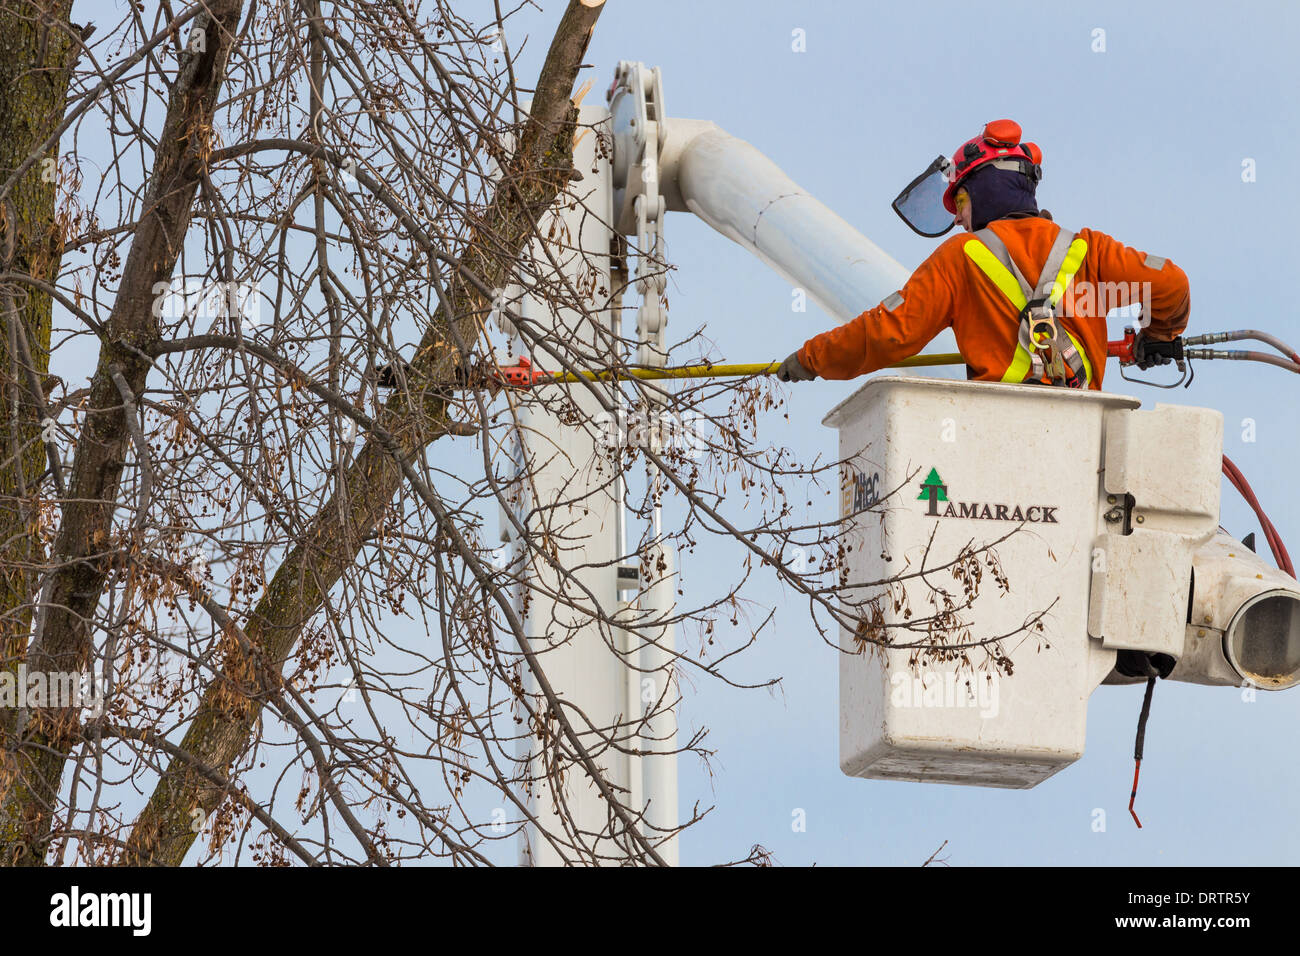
0, 0, 246, 865
0, 0, 76, 839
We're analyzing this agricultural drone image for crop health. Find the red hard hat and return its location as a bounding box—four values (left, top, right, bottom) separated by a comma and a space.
942, 119, 1043, 214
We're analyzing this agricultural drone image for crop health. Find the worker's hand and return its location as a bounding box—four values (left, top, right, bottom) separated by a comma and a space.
1133, 331, 1181, 370
775, 352, 815, 382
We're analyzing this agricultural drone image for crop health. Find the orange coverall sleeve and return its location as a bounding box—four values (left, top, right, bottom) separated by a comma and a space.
1079, 228, 1191, 342
795, 243, 959, 380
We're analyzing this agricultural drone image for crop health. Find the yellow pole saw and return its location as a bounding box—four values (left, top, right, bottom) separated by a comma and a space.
491, 352, 964, 387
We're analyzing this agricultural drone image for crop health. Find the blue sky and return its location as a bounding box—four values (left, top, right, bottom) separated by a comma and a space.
490, 0, 1300, 865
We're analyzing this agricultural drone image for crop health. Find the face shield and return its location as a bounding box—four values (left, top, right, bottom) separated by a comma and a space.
891, 155, 957, 238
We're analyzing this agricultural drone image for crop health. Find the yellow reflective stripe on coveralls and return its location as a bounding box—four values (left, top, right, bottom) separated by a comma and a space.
962, 241, 1028, 311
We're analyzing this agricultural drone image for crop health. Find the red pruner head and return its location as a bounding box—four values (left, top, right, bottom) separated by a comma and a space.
496, 356, 549, 388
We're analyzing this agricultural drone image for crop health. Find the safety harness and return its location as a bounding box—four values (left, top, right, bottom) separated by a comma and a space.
963, 227, 1092, 388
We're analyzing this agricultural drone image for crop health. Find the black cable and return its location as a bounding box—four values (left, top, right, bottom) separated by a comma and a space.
1129, 676, 1157, 828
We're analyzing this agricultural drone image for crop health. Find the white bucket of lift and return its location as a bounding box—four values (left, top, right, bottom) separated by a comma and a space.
823, 376, 1222, 789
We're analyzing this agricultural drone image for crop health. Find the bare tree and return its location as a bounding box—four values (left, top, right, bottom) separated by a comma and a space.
0, 0, 1022, 867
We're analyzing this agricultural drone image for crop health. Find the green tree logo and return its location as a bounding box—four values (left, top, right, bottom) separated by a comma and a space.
918, 467, 948, 516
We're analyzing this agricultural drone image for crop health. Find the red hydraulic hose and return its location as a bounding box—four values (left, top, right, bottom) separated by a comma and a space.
1221, 456, 1286, 572
1221, 457, 1281, 564
1222, 455, 1295, 578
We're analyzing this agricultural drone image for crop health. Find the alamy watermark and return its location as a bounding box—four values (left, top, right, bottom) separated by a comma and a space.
890, 670, 1000, 719
50, 886, 151, 936
0, 666, 109, 716
151, 278, 261, 329
593, 407, 709, 458
1060, 280, 1153, 324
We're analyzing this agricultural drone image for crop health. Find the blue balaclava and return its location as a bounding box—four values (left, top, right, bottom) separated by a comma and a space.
963, 163, 1040, 231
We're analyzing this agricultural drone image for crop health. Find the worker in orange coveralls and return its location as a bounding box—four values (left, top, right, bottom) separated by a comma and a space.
775, 119, 1190, 388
